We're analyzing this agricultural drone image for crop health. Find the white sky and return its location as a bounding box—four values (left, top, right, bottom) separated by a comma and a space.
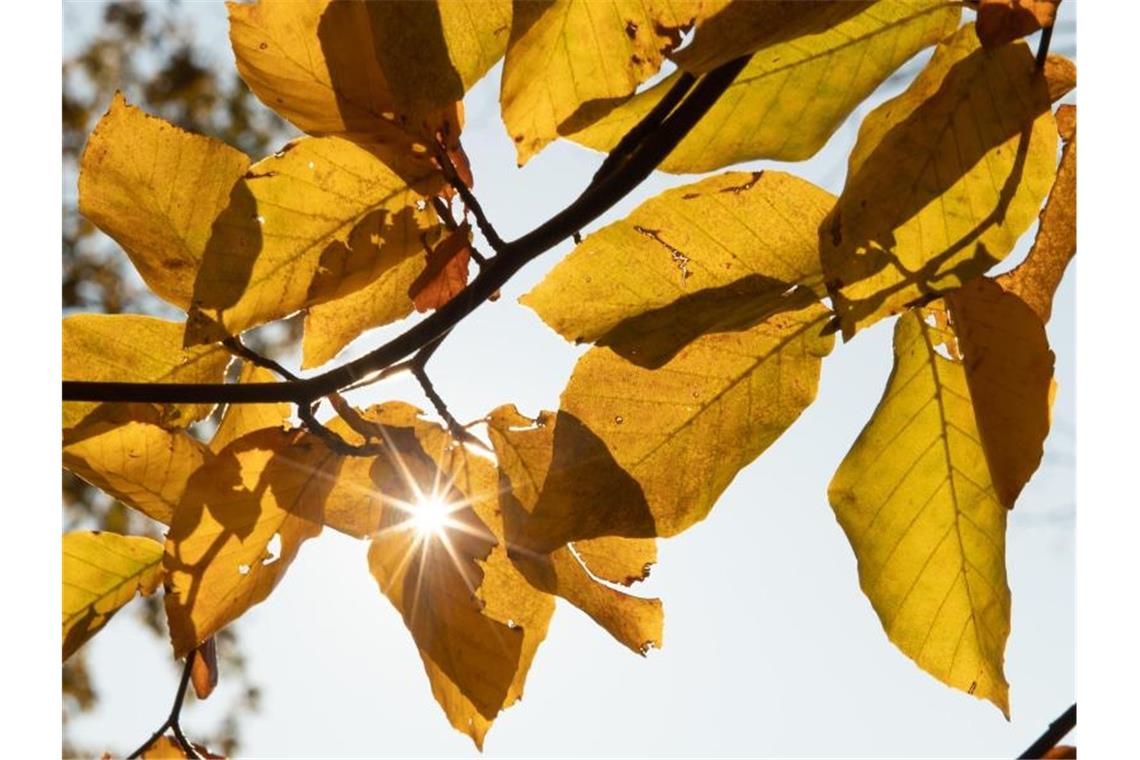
62, 2, 1077, 757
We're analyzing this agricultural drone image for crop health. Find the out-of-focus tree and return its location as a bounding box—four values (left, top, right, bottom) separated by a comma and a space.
62, 2, 291, 755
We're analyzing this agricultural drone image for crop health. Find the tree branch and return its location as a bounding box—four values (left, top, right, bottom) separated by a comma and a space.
127, 651, 199, 759
1017, 703, 1076, 759
62, 55, 751, 408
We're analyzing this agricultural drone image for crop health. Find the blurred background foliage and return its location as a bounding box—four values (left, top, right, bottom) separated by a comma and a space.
62, 2, 293, 755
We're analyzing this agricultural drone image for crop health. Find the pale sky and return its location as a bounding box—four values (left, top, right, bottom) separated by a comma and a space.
63, 2, 1077, 757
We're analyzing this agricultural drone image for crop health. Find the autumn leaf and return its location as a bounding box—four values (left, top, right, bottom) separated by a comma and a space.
302, 203, 441, 369
63, 531, 164, 661
829, 283, 1055, 715
489, 405, 664, 655
184, 137, 438, 345
569, 0, 961, 171
139, 735, 224, 759
523, 171, 833, 368
63, 408, 210, 526
78, 93, 250, 310
821, 23, 1058, 337
163, 428, 333, 656
191, 636, 219, 700
500, 0, 713, 164
63, 314, 230, 431
228, 0, 508, 179
998, 104, 1076, 323
556, 302, 833, 541
353, 403, 554, 748
409, 222, 473, 312
976, 0, 1061, 48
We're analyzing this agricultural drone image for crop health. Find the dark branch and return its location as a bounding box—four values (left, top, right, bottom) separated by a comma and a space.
1017, 703, 1076, 759
127, 651, 200, 759
1035, 24, 1054, 70
437, 144, 505, 253
62, 55, 752, 408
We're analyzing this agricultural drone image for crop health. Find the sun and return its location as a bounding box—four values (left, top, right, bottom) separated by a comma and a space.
409, 494, 454, 539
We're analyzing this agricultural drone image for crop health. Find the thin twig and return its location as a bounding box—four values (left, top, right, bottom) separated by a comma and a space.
1017, 703, 1076, 759
437, 144, 506, 253
1035, 24, 1054, 70
127, 651, 200, 759
298, 401, 387, 456
62, 55, 752, 408
222, 336, 299, 381
433, 195, 487, 266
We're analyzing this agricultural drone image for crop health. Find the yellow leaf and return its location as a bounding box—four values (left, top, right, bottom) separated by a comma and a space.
500, 0, 711, 165
163, 428, 332, 656
827, 287, 1054, 716
573, 536, 656, 586
1044, 54, 1076, 102
227, 0, 507, 177
139, 735, 224, 759
976, 0, 1061, 48
488, 405, 663, 655
63, 410, 210, 526
821, 23, 1057, 337
557, 302, 834, 540
523, 171, 833, 367
569, 1, 961, 171
78, 93, 251, 310
947, 278, 1055, 507
997, 104, 1076, 323
184, 137, 436, 344
63, 315, 230, 431
63, 531, 164, 660
209, 364, 291, 454
302, 203, 440, 369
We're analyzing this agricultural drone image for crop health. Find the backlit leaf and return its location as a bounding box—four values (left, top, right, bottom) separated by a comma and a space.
500, 0, 711, 165
302, 203, 440, 369
569, 1, 961, 171
409, 223, 473, 312
555, 302, 833, 541
190, 636, 219, 700
63, 531, 164, 660
163, 428, 333, 656
184, 137, 436, 344
523, 171, 833, 367
228, 0, 508, 178
998, 104, 1076, 323
78, 93, 251, 309
357, 403, 554, 748
63, 315, 230, 431
488, 405, 663, 654
821, 24, 1057, 337
63, 409, 210, 526
827, 288, 1054, 715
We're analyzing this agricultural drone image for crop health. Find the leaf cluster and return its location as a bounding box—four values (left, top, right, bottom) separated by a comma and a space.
62, 0, 1076, 753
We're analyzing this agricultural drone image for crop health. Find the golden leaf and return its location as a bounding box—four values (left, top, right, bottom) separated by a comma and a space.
78, 93, 250, 309
573, 536, 656, 587
976, 0, 1061, 48
63, 315, 230, 431
63, 531, 164, 661
488, 405, 663, 655
821, 23, 1057, 337
523, 171, 833, 367
828, 284, 1054, 715
302, 203, 440, 369
569, 0, 961, 171
500, 0, 712, 164
209, 364, 292, 454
